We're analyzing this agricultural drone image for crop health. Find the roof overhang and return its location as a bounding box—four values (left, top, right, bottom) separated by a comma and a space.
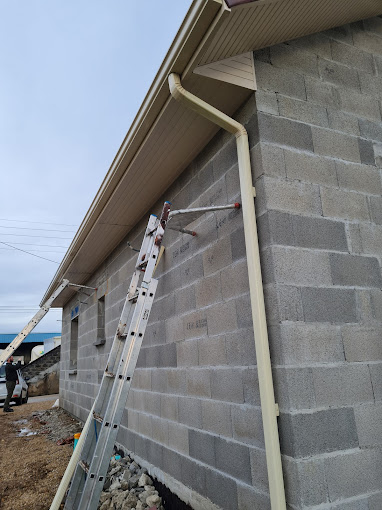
43, 0, 382, 307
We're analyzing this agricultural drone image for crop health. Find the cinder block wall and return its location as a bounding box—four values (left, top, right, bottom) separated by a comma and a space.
253, 16, 382, 510
59, 15, 382, 510
60, 93, 270, 508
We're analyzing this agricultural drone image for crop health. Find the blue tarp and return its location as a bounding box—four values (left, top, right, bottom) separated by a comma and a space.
0, 332, 60, 344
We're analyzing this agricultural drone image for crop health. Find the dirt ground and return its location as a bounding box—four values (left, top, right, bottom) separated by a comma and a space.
0, 400, 83, 510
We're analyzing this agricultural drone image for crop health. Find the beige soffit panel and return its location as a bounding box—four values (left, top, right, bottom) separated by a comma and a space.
200, 0, 382, 65
193, 52, 256, 89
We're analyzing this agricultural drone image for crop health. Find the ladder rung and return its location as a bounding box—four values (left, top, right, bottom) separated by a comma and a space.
93, 412, 103, 423
79, 460, 89, 473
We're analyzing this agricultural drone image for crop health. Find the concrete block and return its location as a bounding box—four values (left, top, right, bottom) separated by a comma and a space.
353, 30, 382, 56
337, 87, 381, 122
337, 161, 381, 194
359, 118, 382, 143
183, 310, 208, 340
180, 456, 207, 497
359, 138, 377, 166
174, 285, 196, 316
198, 335, 227, 366
165, 315, 184, 343
176, 339, 198, 367
198, 175, 228, 209
250, 142, 286, 179
359, 73, 382, 100
194, 272, 222, 308
313, 365, 374, 406
302, 287, 357, 323
249, 447, 268, 494
312, 127, 361, 163
318, 57, 360, 90
146, 439, 164, 470
168, 421, 189, 455
305, 76, 340, 108
205, 468, 239, 510
331, 40, 375, 73
289, 32, 332, 59
237, 484, 270, 510
212, 138, 238, 181
369, 492, 382, 510
278, 95, 329, 127
327, 108, 360, 136
186, 368, 211, 398
189, 429, 216, 467
257, 210, 294, 248
231, 404, 264, 448
202, 236, 232, 277
179, 255, 203, 287
221, 259, 250, 299
283, 456, 327, 507
160, 394, 178, 421
226, 329, 257, 367
355, 403, 382, 447
273, 367, 316, 411
270, 322, 344, 364
342, 325, 382, 362
166, 368, 187, 395
292, 215, 348, 251
201, 399, 233, 437
371, 289, 382, 320
211, 368, 244, 403
330, 253, 382, 288
254, 60, 306, 100
324, 24, 353, 44
264, 284, 304, 323
235, 294, 252, 329
257, 113, 314, 152
242, 368, 260, 406
215, 435, 252, 484
260, 176, 322, 216
321, 187, 370, 221
370, 363, 382, 402
325, 449, 382, 501
178, 396, 202, 428
207, 300, 238, 335
270, 44, 319, 76
162, 447, 182, 480
271, 246, 332, 286
279, 408, 358, 457
230, 226, 246, 262
255, 90, 279, 115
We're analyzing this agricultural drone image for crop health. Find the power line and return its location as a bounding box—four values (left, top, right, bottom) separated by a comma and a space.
0, 225, 76, 233
0, 248, 66, 253
0, 241, 60, 264
0, 242, 69, 248
0, 233, 73, 239
0, 218, 78, 227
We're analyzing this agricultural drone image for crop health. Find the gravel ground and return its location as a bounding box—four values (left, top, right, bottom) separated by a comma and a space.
0, 400, 83, 510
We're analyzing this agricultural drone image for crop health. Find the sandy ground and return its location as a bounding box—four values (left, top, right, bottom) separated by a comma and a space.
0, 399, 83, 510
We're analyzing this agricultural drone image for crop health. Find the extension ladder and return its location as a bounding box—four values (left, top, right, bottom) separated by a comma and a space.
64, 200, 240, 510
0, 280, 96, 367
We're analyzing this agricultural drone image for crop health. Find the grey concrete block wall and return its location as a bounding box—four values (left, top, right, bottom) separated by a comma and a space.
253, 15, 382, 510
58, 14, 382, 510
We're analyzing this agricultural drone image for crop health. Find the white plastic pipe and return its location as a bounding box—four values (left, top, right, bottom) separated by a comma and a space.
49, 404, 95, 510
168, 73, 286, 510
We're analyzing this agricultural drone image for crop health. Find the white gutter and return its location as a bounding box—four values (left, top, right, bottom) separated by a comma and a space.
168, 73, 286, 510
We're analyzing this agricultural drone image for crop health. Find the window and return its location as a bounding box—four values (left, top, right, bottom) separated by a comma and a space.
95, 295, 106, 346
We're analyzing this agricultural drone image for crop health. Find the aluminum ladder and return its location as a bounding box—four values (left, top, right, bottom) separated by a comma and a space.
64, 200, 241, 510
0, 279, 97, 366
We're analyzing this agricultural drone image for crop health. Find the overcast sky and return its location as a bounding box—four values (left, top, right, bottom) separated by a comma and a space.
0, 0, 191, 334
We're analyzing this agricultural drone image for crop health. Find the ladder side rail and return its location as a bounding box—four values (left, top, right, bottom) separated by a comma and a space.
77, 280, 158, 510
168, 202, 240, 218
127, 215, 158, 299
0, 279, 70, 366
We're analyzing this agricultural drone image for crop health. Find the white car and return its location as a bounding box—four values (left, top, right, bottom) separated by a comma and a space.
0, 363, 29, 406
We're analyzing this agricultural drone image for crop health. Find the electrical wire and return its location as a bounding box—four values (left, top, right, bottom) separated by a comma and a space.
0, 233, 73, 239
0, 241, 60, 264
0, 248, 66, 253
0, 225, 75, 233
0, 242, 69, 248
0, 218, 78, 227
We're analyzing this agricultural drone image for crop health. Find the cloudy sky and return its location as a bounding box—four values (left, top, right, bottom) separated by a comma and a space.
0, 1, 191, 334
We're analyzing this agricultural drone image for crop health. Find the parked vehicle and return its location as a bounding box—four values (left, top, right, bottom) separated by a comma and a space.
0, 363, 29, 406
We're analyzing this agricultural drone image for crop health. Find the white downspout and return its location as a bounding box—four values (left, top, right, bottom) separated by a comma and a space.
168, 73, 286, 510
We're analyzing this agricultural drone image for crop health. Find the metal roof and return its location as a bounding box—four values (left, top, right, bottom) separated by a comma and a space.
0, 333, 61, 345
42, 0, 382, 308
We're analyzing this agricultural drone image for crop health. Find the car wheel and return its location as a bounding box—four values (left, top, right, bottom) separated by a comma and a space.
23, 391, 29, 404
15, 393, 23, 406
